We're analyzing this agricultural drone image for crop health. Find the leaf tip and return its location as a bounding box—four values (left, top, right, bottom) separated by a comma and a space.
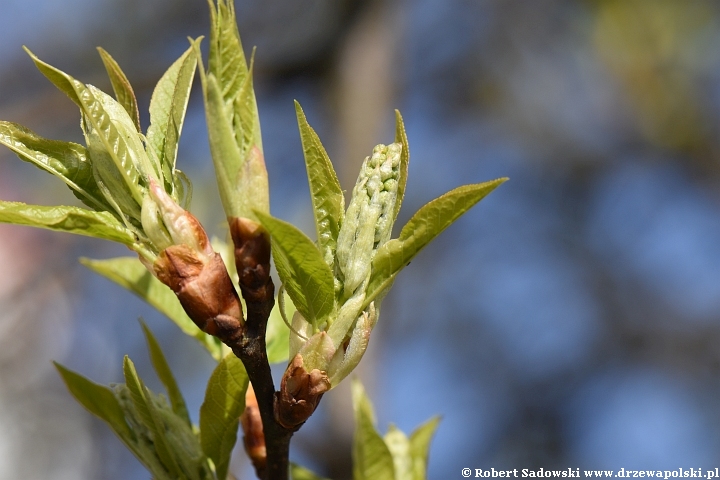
78, 256, 93, 267
294, 100, 307, 121
138, 316, 150, 333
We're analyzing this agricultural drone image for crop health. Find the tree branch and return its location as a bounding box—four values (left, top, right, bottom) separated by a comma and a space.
229, 216, 297, 480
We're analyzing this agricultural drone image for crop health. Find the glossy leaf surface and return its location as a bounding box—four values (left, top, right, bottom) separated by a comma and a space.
0, 201, 134, 245
0, 121, 108, 211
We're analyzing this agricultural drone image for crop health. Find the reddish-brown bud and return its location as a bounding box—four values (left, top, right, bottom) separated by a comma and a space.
154, 245, 244, 344
241, 383, 266, 474
274, 354, 330, 430
229, 217, 272, 302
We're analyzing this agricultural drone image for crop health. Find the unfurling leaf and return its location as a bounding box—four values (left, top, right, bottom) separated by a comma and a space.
393, 110, 410, 222
295, 101, 344, 268
139, 320, 191, 425
54, 362, 132, 441
385, 426, 412, 480
199, 354, 249, 480
0, 121, 108, 211
147, 45, 197, 196
352, 380, 440, 480
25, 49, 152, 203
81, 84, 154, 203
352, 379, 395, 480
409, 417, 440, 480
200, 70, 243, 217
97, 47, 141, 132
198, 1, 267, 221
123, 356, 182, 476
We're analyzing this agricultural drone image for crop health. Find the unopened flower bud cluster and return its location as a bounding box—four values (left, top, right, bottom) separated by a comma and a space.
336, 143, 401, 299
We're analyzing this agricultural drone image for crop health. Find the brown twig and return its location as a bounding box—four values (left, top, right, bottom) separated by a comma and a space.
229, 216, 297, 480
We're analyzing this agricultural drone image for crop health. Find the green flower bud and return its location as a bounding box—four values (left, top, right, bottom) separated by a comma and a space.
283, 144, 403, 392
336, 143, 402, 298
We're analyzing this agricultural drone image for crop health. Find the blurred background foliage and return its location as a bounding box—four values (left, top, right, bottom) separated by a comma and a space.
3, 0, 720, 478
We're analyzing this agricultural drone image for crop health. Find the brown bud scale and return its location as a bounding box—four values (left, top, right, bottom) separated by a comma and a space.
154, 245, 244, 344
274, 354, 330, 430
229, 217, 273, 303
241, 383, 267, 473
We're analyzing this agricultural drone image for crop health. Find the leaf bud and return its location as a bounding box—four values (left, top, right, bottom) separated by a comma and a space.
274, 354, 330, 430
153, 245, 244, 345
229, 216, 272, 303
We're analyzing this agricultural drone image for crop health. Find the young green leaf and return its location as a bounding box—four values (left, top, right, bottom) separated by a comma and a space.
54, 362, 133, 441
201, 71, 244, 218
146, 45, 197, 192
266, 289, 295, 364
25, 49, 153, 201
85, 130, 143, 223
384, 425, 412, 480
393, 110, 410, 222
0, 121, 108, 211
200, 2, 267, 221
139, 320, 191, 426
123, 356, 182, 477
233, 58, 269, 218
295, 101, 344, 267
80, 256, 224, 361
207, 0, 248, 105
233, 52, 262, 158
291, 463, 331, 480
255, 211, 335, 327
364, 178, 507, 309
199, 353, 249, 480
24, 47, 83, 107
409, 417, 440, 480
112, 384, 177, 480
0, 201, 135, 245
81, 84, 154, 200
352, 379, 396, 480
97, 47, 141, 132
173, 169, 193, 210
